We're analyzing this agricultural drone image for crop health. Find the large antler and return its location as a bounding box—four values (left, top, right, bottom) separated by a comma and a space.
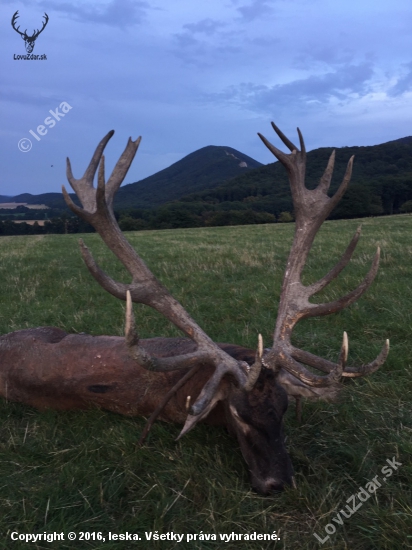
62, 131, 254, 417
257, 123, 389, 390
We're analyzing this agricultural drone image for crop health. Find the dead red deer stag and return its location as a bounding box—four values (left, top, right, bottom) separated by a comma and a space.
0, 124, 389, 495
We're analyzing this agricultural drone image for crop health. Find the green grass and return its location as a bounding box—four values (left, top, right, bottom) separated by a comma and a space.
0, 216, 411, 549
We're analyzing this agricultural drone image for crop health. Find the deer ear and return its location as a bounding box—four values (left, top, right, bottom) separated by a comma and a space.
175, 387, 227, 440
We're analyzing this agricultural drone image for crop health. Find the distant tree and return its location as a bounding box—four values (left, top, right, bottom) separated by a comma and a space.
204, 211, 232, 226
151, 206, 202, 229
32, 221, 42, 233
244, 211, 275, 224
380, 177, 412, 214
44, 218, 65, 234
205, 210, 275, 227
119, 216, 148, 231
400, 200, 412, 213
330, 185, 384, 219
278, 211, 294, 223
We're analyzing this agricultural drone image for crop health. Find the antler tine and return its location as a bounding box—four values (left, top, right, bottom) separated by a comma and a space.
65, 130, 115, 210
307, 226, 362, 296
96, 154, 106, 204
189, 362, 242, 416
257, 133, 291, 167
290, 340, 389, 378
326, 155, 354, 215
79, 239, 131, 299
297, 127, 306, 157
244, 334, 264, 391
105, 136, 142, 207
125, 290, 137, 346
344, 339, 389, 377
78, 239, 151, 303
61, 185, 86, 219
317, 150, 336, 194
138, 365, 201, 445
272, 348, 343, 387
68, 130, 114, 187
259, 123, 388, 389
125, 291, 213, 372
307, 247, 380, 318
271, 122, 299, 152
291, 338, 389, 378
339, 331, 349, 369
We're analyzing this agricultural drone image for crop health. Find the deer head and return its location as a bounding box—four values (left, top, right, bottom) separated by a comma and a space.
11, 11, 49, 54
62, 124, 388, 493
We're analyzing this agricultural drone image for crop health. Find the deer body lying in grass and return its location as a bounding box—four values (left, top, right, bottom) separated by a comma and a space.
0, 329, 255, 425
0, 124, 389, 495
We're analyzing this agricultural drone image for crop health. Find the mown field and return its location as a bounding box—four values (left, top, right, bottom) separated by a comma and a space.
0, 216, 411, 549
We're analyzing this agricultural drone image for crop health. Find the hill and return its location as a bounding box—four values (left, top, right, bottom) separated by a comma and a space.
113, 145, 262, 209
166, 136, 412, 222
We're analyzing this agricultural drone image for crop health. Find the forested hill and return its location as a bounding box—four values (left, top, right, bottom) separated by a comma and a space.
390, 136, 412, 146
113, 145, 262, 209
171, 136, 412, 220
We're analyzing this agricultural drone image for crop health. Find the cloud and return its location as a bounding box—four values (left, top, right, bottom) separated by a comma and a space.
235, 0, 275, 21
206, 62, 375, 112
173, 32, 211, 67
183, 18, 226, 36
173, 25, 241, 67
0, 87, 65, 108
35, 0, 149, 28
293, 46, 356, 71
388, 61, 412, 97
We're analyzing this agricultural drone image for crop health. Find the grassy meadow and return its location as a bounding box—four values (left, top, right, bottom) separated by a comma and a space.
0, 215, 411, 549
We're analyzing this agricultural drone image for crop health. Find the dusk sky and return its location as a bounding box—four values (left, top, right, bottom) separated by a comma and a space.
1, 0, 411, 196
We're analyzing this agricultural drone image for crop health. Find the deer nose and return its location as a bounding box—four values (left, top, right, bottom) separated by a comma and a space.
265, 479, 286, 493
253, 477, 287, 494
258, 475, 296, 494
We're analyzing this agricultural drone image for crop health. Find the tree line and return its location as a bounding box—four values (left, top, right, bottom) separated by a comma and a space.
0, 207, 294, 236
1, 199, 412, 236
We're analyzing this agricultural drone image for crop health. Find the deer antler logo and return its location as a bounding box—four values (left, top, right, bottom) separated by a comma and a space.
11, 11, 49, 54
